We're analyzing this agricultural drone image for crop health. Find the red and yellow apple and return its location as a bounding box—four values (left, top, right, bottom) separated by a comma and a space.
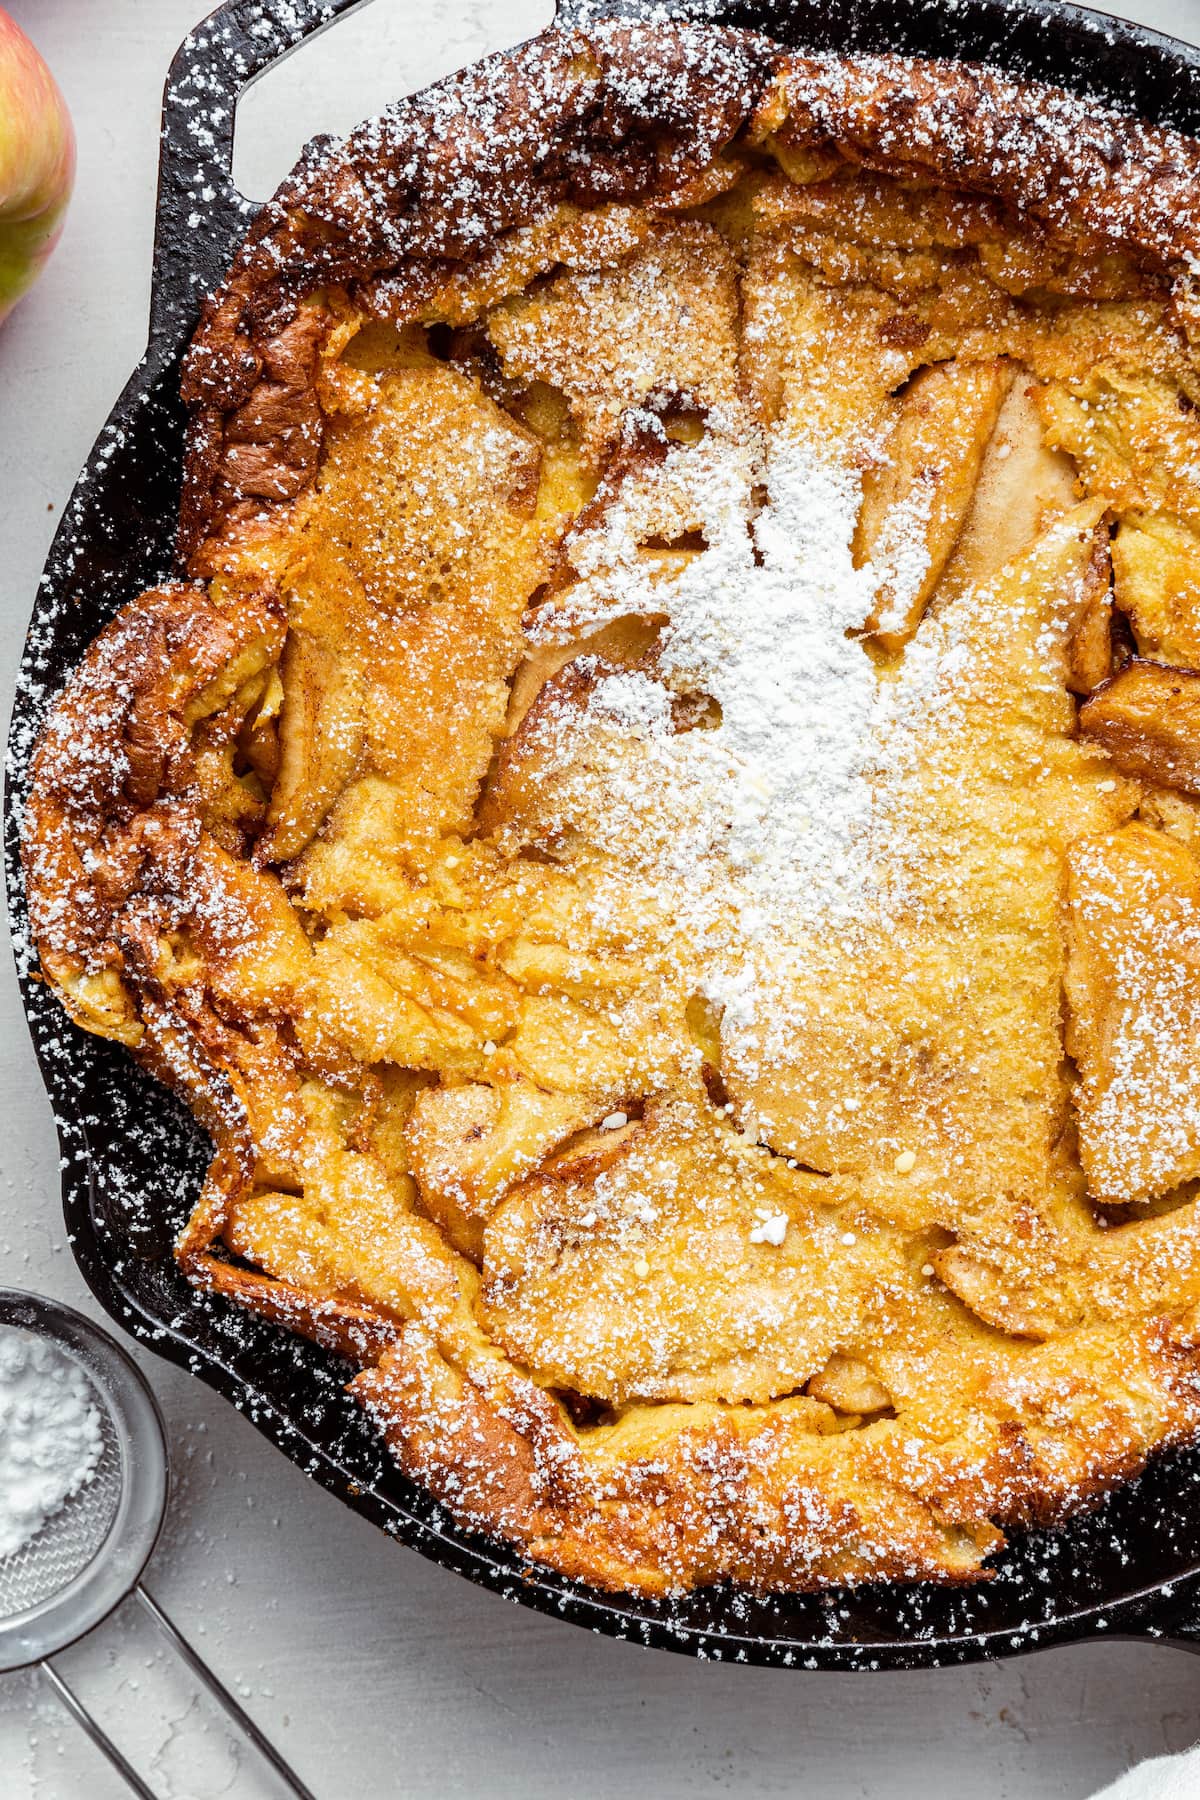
0, 9, 73, 323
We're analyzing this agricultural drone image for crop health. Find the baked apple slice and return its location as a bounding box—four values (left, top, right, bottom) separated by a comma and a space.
855, 357, 1013, 651
1111, 512, 1200, 667
260, 626, 363, 862
1079, 659, 1200, 795
405, 1079, 592, 1259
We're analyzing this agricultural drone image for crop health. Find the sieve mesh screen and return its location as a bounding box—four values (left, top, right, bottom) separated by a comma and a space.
0, 1399, 122, 1619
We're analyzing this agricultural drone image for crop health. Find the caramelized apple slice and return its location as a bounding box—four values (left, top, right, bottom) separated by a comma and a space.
806, 1352, 891, 1414
855, 358, 1013, 651
1112, 511, 1200, 667
480, 626, 672, 843
405, 1080, 591, 1259
260, 627, 363, 862
1065, 528, 1114, 695
1079, 659, 1200, 795
935, 373, 1080, 600
933, 1241, 1066, 1340
502, 614, 663, 740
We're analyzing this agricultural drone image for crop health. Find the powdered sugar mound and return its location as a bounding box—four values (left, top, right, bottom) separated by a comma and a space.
0, 1330, 103, 1561
663, 430, 880, 920
533, 417, 888, 938
534, 423, 911, 962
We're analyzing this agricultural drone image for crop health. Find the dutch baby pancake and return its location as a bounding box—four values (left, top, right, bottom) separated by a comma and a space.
25, 23, 1200, 1594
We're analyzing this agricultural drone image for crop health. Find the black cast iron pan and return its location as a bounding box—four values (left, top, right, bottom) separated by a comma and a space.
11, 0, 1200, 1670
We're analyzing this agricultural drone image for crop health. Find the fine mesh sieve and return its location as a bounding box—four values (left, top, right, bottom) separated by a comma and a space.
0, 1402, 123, 1619
0, 1290, 315, 1799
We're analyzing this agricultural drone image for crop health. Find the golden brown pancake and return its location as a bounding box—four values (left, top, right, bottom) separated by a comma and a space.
24, 23, 1200, 1595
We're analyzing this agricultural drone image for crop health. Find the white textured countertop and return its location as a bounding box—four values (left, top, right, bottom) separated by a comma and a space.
4, 2, 1200, 1794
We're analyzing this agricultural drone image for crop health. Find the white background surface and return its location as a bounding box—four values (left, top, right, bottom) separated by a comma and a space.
3, 1, 1200, 1794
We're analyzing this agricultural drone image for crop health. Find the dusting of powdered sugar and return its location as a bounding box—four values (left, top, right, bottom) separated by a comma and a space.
664, 429, 884, 921
517, 396, 1090, 1112
531, 418, 887, 935
0, 1330, 102, 1561
868, 475, 936, 639
522, 413, 942, 1025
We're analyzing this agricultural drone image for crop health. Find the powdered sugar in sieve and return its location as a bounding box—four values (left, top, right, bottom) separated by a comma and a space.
0, 1332, 120, 1616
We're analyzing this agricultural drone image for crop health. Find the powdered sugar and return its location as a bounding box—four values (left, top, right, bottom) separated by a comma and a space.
520, 412, 929, 1055
868, 474, 935, 638
531, 418, 886, 934
0, 1330, 102, 1562
663, 429, 883, 919
749, 1208, 788, 1246
513, 385, 1102, 1164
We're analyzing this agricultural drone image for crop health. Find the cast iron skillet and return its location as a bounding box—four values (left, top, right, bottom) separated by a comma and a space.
11, 0, 1200, 1669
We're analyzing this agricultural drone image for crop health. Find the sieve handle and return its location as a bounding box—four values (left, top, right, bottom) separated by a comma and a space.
39, 1659, 157, 1800
35, 1595, 316, 1799
135, 1585, 318, 1800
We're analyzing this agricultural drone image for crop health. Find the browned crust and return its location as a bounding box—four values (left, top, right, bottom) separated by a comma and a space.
766, 53, 1200, 266
177, 26, 1200, 566
177, 23, 773, 562
352, 1309, 1200, 1595
192, 1253, 400, 1367
25, 581, 284, 996
23, 20, 1200, 1601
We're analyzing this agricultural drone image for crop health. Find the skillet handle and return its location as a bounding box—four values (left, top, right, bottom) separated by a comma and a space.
151, 0, 378, 341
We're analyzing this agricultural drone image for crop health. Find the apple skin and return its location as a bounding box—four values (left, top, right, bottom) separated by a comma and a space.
0, 9, 74, 323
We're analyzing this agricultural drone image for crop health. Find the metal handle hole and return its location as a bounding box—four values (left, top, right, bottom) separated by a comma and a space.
231, 0, 554, 202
